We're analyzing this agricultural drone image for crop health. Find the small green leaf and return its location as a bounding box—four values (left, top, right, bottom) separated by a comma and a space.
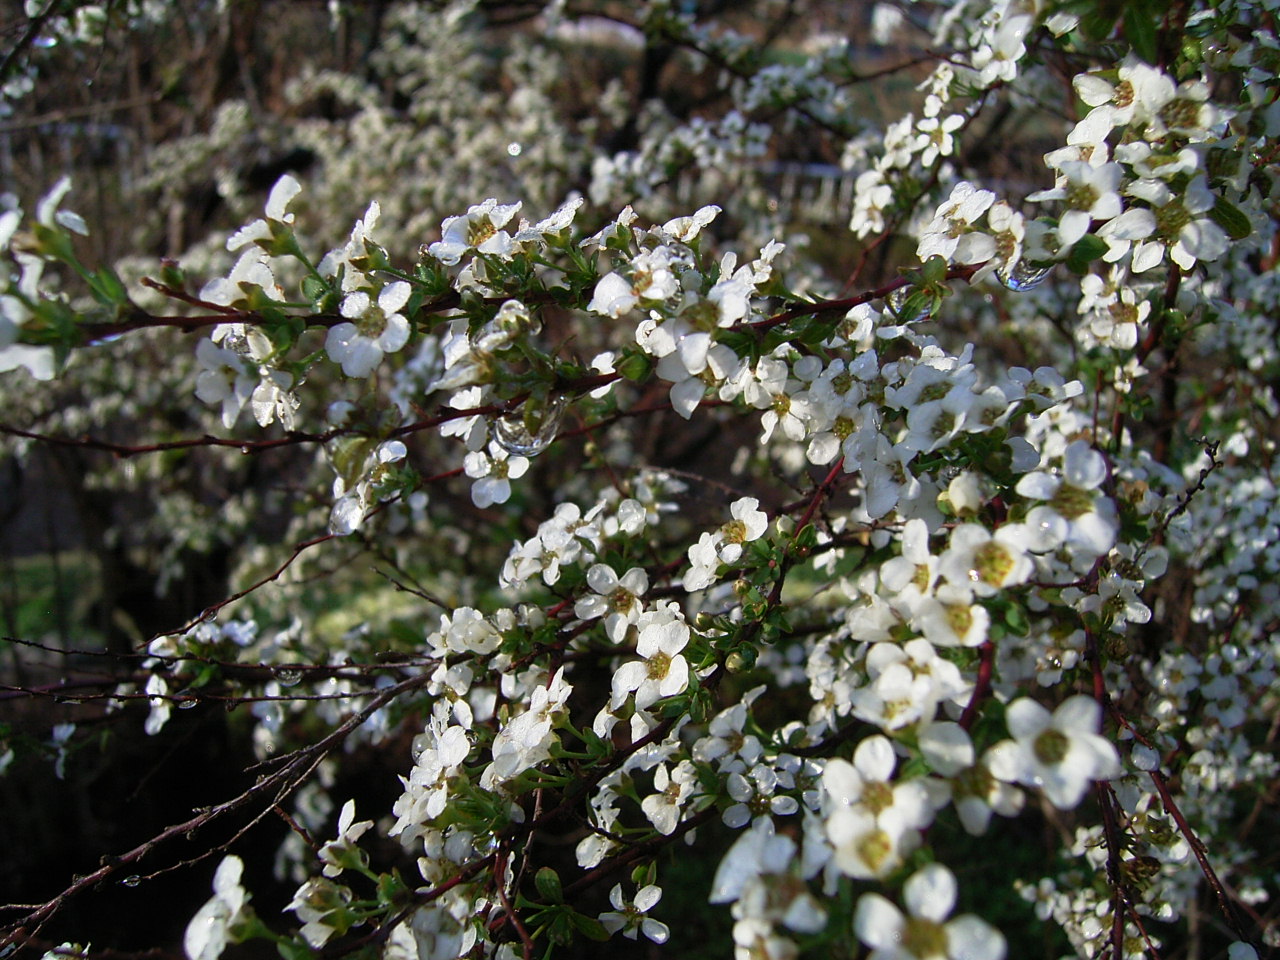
1208, 196, 1252, 241
793, 523, 819, 551
277, 941, 313, 960
302, 275, 328, 301
571, 912, 612, 941
535, 866, 563, 904
91, 266, 128, 307
615, 350, 653, 382
1065, 233, 1109, 274
921, 255, 948, 284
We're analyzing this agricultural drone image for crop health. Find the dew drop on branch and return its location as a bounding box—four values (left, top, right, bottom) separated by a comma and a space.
494, 395, 567, 458
998, 261, 1053, 291
274, 666, 304, 687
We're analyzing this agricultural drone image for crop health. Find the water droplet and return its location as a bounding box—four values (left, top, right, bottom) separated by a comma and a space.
507, 142, 523, 157
886, 286, 931, 321
34, 35, 58, 48
121, 875, 141, 888
274, 666, 303, 687
494, 395, 567, 458
221, 331, 248, 354
998, 260, 1053, 291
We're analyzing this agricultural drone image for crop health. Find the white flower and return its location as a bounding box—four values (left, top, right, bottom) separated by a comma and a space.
853, 863, 1006, 960
918, 722, 1024, 835
1128, 175, 1229, 272
1016, 440, 1117, 558
825, 802, 917, 879
936, 523, 1033, 596
325, 281, 412, 378
822, 735, 933, 831
611, 605, 690, 710
227, 174, 300, 251
575, 564, 648, 642
319, 800, 374, 878
287, 876, 352, 948
463, 442, 530, 508
718, 496, 768, 563
1030, 161, 1124, 246
599, 884, 670, 943
184, 856, 250, 960
429, 198, 522, 265
988, 695, 1122, 809
36, 175, 88, 236
641, 760, 697, 834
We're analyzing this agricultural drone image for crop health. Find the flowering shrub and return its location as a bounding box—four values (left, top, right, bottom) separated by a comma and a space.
1, 1, 1278, 960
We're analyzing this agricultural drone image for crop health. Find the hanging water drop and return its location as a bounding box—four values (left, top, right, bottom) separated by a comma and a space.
121, 875, 141, 888
885, 286, 931, 321
998, 260, 1053, 291
494, 394, 567, 458
274, 666, 303, 687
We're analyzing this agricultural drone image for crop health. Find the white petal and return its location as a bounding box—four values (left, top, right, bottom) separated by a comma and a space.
947, 915, 1006, 960
853, 893, 906, 950
1005, 698, 1052, 739
853, 735, 896, 782
904, 863, 956, 921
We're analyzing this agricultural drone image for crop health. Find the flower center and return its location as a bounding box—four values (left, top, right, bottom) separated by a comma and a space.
1033, 727, 1070, 765
647, 652, 672, 680
973, 541, 1015, 587
856, 828, 893, 871
1155, 199, 1192, 243
1064, 182, 1100, 212
1109, 300, 1139, 325
944, 602, 975, 639
356, 305, 388, 339
465, 216, 497, 246
953, 763, 995, 799
1159, 97, 1201, 132
904, 917, 949, 960
1048, 482, 1094, 520
862, 780, 894, 814
919, 382, 950, 403
1113, 79, 1135, 109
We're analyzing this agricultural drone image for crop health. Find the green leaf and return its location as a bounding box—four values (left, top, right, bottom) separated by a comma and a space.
921, 255, 948, 284
277, 941, 313, 960
1208, 196, 1252, 241
1122, 4, 1159, 64
90, 266, 128, 307
301, 274, 329, 302
615, 350, 653, 382
570, 912, 612, 942
1065, 233, 1109, 274
535, 866, 563, 904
